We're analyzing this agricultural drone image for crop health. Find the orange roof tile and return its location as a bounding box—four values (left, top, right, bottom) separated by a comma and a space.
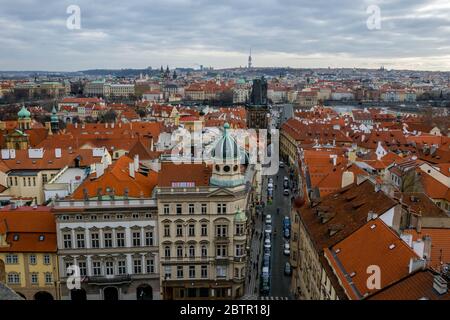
368, 269, 450, 300
71, 156, 158, 199
325, 219, 419, 299
404, 228, 450, 271
158, 162, 212, 187
0, 206, 56, 253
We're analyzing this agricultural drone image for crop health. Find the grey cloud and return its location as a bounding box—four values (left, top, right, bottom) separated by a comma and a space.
0, 0, 449, 70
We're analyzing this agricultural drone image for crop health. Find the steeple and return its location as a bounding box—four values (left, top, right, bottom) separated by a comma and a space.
51, 105, 59, 133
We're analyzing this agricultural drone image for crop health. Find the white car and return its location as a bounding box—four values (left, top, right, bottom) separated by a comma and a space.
264, 238, 271, 249
265, 225, 273, 234
283, 243, 290, 256
265, 214, 272, 225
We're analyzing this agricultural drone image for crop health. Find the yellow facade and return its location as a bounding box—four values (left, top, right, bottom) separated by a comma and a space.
0, 251, 59, 300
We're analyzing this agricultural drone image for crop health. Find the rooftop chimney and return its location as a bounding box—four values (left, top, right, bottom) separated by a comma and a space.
409, 258, 426, 274
134, 155, 139, 172
95, 163, 105, 179
367, 211, 378, 221
433, 275, 448, 295
129, 163, 135, 179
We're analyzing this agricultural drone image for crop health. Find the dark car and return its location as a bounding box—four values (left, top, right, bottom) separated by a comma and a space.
263, 255, 270, 268
283, 217, 291, 229
284, 228, 290, 239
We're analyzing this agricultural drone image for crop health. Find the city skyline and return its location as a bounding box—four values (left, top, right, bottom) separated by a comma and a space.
1, 0, 450, 72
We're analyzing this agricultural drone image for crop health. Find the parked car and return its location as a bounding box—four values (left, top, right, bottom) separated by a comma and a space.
263, 255, 270, 268
268, 178, 274, 184
265, 225, 272, 234
283, 243, 290, 256
283, 217, 291, 229
264, 238, 271, 249
284, 262, 292, 276
283, 228, 290, 239
279, 161, 285, 168
283, 189, 289, 196
265, 214, 272, 225
260, 276, 270, 294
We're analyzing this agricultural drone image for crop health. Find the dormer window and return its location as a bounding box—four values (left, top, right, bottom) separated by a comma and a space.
13, 234, 19, 241
39, 235, 45, 241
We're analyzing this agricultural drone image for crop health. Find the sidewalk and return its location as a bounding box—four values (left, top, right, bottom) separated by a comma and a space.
242, 173, 268, 298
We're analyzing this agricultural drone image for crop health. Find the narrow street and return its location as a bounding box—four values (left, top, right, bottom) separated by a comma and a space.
266, 167, 292, 299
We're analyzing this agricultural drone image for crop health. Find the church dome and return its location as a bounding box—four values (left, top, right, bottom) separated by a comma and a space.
18, 105, 31, 119
211, 123, 239, 161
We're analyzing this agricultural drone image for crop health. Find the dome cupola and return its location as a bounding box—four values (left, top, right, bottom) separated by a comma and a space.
211, 123, 239, 162
18, 105, 31, 119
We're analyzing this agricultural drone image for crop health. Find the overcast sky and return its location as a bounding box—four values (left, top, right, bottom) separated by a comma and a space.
1, 0, 450, 71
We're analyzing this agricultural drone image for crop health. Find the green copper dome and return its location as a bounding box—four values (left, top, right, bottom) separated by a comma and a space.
51, 106, 58, 123
211, 123, 239, 161
18, 105, 31, 119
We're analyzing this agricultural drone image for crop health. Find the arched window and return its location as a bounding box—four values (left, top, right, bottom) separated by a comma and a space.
164, 246, 171, 258
189, 245, 195, 258
176, 246, 183, 258
201, 245, 207, 258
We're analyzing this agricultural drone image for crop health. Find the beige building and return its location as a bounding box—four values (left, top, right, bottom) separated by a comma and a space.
156, 124, 256, 299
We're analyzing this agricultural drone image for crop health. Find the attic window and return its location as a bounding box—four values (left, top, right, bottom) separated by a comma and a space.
350, 272, 357, 277
370, 224, 376, 230
335, 248, 341, 254
38, 235, 45, 241
389, 244, 396, 250
13, 234, 19, 241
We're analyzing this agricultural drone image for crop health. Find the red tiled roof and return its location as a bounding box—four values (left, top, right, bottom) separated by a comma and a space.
0, 206, 56, 253
368, 269, 450, 300
157, 162, 212, 187
325, 219, 419, 299
404, 228, 450, 271
71, 156, 158, 199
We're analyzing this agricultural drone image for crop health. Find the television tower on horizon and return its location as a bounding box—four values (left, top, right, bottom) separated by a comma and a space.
248, 48, 252, 69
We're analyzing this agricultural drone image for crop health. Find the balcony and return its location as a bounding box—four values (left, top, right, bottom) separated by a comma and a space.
86, 275, 132, 285
214, 236, 230, 243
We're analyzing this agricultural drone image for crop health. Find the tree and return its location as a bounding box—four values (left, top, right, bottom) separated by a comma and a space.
400, 169, 422, 193
100, 110, 117, 123
137, 109, 146, 118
